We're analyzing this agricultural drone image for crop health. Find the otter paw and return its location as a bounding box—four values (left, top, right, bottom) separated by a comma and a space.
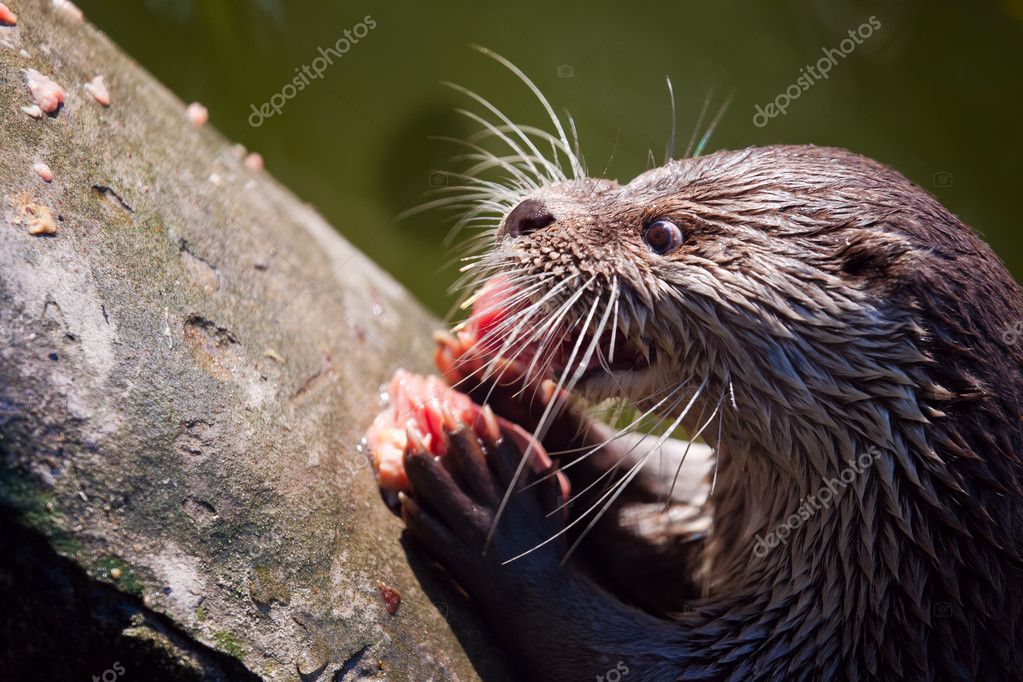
399, 408, 572, 594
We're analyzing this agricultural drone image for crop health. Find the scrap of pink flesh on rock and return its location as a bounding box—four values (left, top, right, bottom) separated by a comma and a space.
0, 3, 16, 25
186, 101, 208, 126
53, 0, 84, 22
33, 162, 53, 182
25, 69, 64, 113
244, 152, 264, 171
85, 75, 110, 106
365, 370, 569, 502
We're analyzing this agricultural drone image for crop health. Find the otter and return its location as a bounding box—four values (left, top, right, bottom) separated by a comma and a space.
370, 59, 1023, 682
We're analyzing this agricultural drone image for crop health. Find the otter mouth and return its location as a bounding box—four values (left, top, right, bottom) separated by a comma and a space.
572, 329, 658, 381
460, 275, 659, 392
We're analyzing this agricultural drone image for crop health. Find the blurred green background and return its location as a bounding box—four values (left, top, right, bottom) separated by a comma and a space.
78, 0, 1023, 316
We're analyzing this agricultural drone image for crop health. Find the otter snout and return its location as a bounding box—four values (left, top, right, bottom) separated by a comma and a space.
499, 199, 555, 238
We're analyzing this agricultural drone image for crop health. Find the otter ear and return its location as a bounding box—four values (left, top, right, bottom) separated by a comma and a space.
831, 228, 914, 279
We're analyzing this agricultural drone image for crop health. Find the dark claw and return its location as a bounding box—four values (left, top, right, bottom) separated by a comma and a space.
445, 425, 501, 507
403, 445, 490, 545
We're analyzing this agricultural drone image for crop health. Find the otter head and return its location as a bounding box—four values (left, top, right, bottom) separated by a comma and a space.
479, 147, 942, 463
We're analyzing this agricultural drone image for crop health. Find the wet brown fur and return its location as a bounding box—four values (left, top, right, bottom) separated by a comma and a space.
399, 145, 1023, 681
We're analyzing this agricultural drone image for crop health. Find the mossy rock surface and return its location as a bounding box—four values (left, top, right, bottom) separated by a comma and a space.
0, 1, 511, 679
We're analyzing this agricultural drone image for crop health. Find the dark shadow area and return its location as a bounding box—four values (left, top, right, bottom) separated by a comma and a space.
0, 507, 260, 682
398, 534, 519, 682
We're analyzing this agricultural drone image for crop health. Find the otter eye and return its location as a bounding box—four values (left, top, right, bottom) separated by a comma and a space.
643, 219, 684, 255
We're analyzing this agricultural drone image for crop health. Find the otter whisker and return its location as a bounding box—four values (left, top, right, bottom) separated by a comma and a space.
601, 128, 622, 179
446, 268, 540, 320
532, 378, 693, 483
683, 89, 712, 160
545, 397, 690, 518
692, 91, 733, 159
664, 390, 722, 507
500, 452, 644, 566
656, 390, 709, 488
452, 160, 539, 198
530, 382, 692, 499
478, 274, 579, 373
562, 282, 619, 392
431, 135, 540, 191
454, 108, 554, 187
709, 391, 725, 501
485, 284, 601, 555
518, 326, 573, 398
500, 386, 700, 566
470, 124, 582, 175
396, 192, 504, 216
526, 281, 601, 409
554, 377, 709, 565
565, 111, 586, 176
444, 82, 566, 184
501, 402, 688, 567
505, 275, 595, 386
471, 45, 584, 180
580, 380, 678, 430
608, 282, 621, 365
449, 284, 572, 395
425, 178, 522, 210
664, 75, 677, 164
556, 455, 651, 566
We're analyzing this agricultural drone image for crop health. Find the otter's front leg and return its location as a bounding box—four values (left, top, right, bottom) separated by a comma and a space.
398, 410, 687, 681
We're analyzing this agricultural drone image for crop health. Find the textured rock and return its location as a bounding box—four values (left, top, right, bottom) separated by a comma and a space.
0, 1, 510, 679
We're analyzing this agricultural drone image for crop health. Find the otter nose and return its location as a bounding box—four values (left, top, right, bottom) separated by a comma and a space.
500, 199, 556, 238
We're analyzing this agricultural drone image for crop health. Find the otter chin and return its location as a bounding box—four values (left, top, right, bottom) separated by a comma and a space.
371, 56, 1023, 681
